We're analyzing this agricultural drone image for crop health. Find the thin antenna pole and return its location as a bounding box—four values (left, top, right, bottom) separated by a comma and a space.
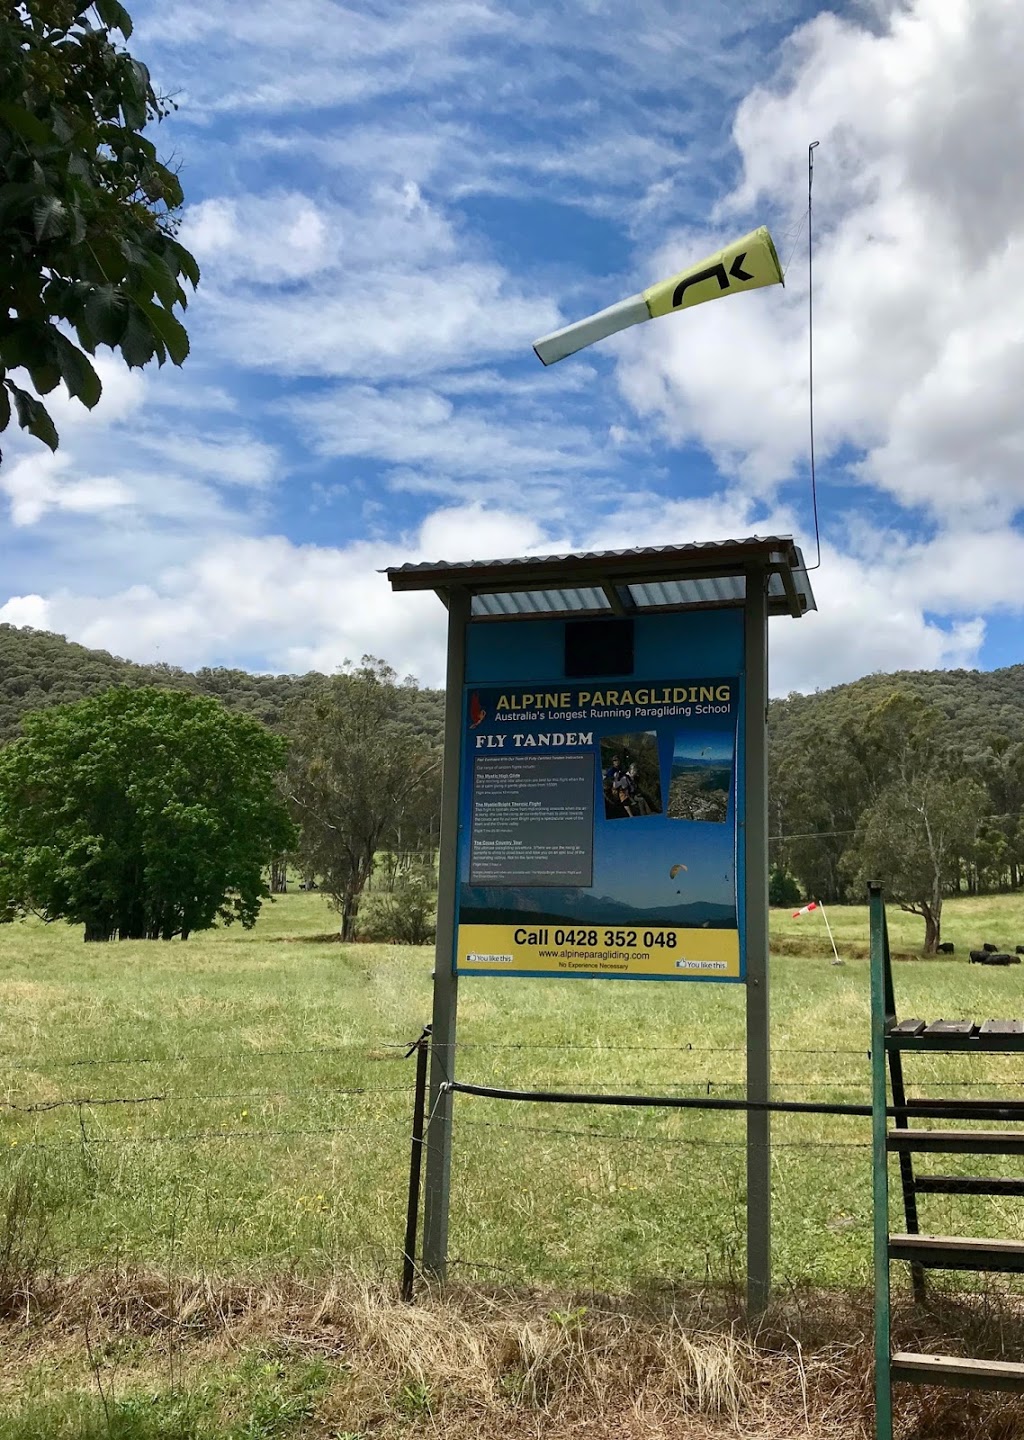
806, 140, 822, 571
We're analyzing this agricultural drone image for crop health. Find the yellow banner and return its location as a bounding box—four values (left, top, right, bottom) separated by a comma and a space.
457, 923, 740, 979
643, 226, 783, 319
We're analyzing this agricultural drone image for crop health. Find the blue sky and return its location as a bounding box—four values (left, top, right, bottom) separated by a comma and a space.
2, 0, 1023, 694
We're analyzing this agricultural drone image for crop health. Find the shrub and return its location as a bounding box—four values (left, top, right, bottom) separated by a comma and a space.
356, 868, 436, 945
768, 869, 802, 909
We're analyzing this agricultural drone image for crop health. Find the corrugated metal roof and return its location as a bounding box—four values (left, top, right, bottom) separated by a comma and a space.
385, 535, 815, 620
389, 536, 789, 577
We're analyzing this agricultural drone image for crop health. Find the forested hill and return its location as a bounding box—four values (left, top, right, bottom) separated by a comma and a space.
0, 625, 446, 745
769, 664, 1024, 755
768, 663, 1024, 904
3, 621, 1022, 753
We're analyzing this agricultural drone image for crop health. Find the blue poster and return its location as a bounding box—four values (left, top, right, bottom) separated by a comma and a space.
455, 677, 742, 981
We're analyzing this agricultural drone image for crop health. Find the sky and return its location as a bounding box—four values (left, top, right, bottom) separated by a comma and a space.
2, 0, 1023, 695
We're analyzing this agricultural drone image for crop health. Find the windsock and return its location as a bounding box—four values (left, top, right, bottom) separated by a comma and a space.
533, 226, 783, 366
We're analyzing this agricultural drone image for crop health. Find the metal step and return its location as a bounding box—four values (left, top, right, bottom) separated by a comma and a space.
886, 1019, 1024, 1053
891, 1351, 1024, 1392
888, 1129, 1024, 1155
905, 1097, 1024, 1118
915, 1174, 1024, 1197
889, 1234, 1024, 1272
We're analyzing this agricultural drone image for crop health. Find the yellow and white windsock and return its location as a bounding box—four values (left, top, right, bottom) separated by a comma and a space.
533, 226, 783, 366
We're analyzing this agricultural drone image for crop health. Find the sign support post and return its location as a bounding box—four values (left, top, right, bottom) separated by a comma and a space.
422, 586, 469, 1280
743, 563, 771, 1315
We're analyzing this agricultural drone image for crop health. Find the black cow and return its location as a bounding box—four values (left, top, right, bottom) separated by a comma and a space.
982, 942, 999, 952
936, 942, 955, 954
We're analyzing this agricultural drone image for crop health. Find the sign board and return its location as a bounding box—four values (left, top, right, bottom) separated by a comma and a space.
387, 535, 816, 1308
454, 664, 743, 982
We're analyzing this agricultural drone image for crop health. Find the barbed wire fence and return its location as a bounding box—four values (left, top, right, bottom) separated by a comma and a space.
4, 1029, 1021, 1296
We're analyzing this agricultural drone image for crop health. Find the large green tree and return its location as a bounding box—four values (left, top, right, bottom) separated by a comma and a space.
287, 659, 441, 940
0, 687, 294, 940
0, 0, 198, 457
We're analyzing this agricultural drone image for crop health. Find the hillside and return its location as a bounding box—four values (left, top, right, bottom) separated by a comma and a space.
5, 622, 1020, 751
3, 621, 1022, 913
769, 664, 1024, 756
0, 624, 445, 745
768, 663, 1024, 904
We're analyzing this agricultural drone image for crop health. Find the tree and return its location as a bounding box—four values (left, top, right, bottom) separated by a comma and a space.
0, 1, 198, 458
843, 695, 988, 953
768, 869, 801, 909
286, 659, 441, 941
846, 773, 988, 953
0, 687, 294, 940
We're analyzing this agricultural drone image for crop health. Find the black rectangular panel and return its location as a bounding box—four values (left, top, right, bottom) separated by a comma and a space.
564, 618, 634, 678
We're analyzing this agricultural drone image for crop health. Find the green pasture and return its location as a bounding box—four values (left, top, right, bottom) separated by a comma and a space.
1, 892, 1023, 1293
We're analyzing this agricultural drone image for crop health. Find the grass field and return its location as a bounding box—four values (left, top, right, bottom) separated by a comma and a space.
2, 891, 1024, 1287
1, 891, 1023, 1437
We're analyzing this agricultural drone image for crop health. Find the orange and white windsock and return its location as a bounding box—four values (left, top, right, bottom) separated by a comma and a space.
792, 901, 819, 918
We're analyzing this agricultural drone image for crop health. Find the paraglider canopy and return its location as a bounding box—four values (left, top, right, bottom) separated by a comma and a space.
669, 863, 688, 879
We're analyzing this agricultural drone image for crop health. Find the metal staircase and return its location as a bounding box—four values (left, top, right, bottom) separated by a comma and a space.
869, 881, 1024, 1437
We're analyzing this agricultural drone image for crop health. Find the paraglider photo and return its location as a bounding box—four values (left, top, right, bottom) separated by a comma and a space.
668, 727, 735, 824
599, 732, 663, 819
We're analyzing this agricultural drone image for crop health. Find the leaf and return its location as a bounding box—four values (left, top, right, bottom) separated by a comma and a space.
29, 361, 61, 396
84, 286, 129, 347
0, 102, 55, 149
0, 181, 45, 226
67, 204, 87, 246
139, 252, 184, 310
94, 0, 134, 36
86, 235, 129, 285
52, 333, 102, 408
143, 160, 183, 210
66, 151, 92, 182
33, 195, 67, 242
119, 58, 151, 132
120, 305, 157, 368
165, 238, 201, 289
135, 296, 189, 366
0, 324, 44, 371
0, 383, 10, 432
9, 384, 59, 452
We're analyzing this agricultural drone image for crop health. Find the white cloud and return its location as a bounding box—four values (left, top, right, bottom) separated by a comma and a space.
287, 383, 611, 510
139, 0, 515, 115
1, 453, 133, 527
769, 549, 987, 697
180, 183, 560, 380
0, 594, 51, 630
618, 0, 1024, 524
4, 494, 1008, 694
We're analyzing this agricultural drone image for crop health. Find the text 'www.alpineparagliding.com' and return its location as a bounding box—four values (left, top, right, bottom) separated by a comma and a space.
540, 949, 644, 963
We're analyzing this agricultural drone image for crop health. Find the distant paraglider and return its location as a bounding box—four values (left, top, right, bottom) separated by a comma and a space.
670, 862, 688, 893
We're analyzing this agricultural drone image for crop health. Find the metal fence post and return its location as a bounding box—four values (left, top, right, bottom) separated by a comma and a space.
422, 586, 469, 1279
869, 882, 894, 1440
401, 1025, 431, 1302
744, 562, 771, 1317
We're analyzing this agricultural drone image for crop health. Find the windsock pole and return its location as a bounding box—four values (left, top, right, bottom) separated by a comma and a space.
819, 903, 843, 966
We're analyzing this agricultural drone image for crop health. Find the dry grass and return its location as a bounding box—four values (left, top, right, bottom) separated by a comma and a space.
1, 1266, 1022, 1437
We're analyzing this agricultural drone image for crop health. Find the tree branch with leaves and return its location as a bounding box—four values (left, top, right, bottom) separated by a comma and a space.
0, 0, 198, 457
